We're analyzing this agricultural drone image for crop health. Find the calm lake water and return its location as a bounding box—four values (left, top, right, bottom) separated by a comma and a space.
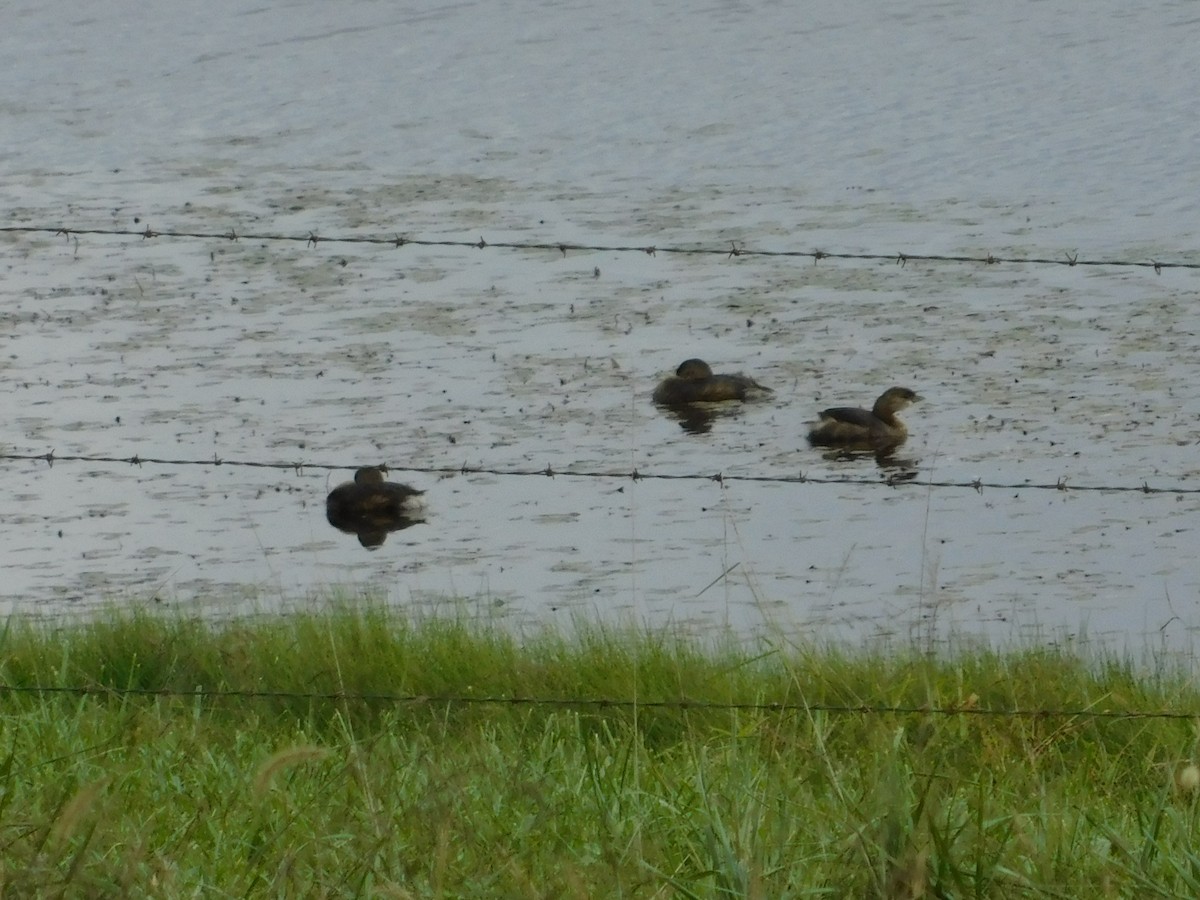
3, 0, 1199, 656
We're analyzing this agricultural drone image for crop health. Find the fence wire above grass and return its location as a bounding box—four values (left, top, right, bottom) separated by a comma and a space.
1, 681, 1197, 721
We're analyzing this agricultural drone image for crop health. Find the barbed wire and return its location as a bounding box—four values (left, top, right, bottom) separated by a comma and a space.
2, 224, 1196, 273
2, 450, 1196, 496
0, 681, 1195, 721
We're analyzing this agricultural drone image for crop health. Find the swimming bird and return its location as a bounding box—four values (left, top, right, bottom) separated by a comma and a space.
652, 358, 773, 405
326, 466, 425, 548
806, 387, 921, 452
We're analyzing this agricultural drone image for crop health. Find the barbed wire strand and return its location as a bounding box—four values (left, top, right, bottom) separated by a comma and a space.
0, 682, 1195, 720
2, 224, 1195, 273
1, 450, 1195, 497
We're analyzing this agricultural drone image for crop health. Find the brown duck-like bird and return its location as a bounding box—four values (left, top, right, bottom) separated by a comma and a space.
326, 466, 425, 548
652, 358, 773, 405
807, 387, 922, 451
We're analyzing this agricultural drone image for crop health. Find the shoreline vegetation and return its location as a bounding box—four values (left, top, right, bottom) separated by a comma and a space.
3, 604, 1200, 896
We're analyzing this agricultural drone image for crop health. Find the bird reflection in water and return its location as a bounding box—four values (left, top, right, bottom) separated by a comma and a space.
661, 404, 720, 434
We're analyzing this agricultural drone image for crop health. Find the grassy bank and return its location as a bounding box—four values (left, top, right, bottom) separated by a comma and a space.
2, 606, 1200, 897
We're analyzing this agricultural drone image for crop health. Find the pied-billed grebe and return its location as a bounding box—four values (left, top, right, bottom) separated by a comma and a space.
326, 466, 425, 548
652, 358, 773, 405
807, 387, 922, 451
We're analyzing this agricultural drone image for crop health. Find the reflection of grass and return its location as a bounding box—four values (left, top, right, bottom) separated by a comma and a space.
4, 606, 1200, 896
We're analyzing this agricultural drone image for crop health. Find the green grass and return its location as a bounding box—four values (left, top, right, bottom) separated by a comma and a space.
3, 604, 1200, 897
